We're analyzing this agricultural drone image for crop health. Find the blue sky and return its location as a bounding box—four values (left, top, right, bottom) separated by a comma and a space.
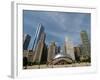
23, 10, 91, 49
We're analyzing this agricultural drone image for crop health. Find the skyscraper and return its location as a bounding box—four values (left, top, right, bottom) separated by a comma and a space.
32, 23, 44, 51
80, 31, 90, 57
74, 47, 81, 62
40, 43, 48, 64
23, 34, 31, 50
33, 40, 44, 63
47, 42, 56, 63
64, 37, 75, 61
33, 32, 46, 63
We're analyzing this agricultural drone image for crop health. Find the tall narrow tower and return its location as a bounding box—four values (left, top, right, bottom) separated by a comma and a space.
23, 34, 31, 50
32, 23, 44, 51
33, 32, 46, 63
80, 31, 90, 57
64, 37, 75, 61
47, 42, 56, 63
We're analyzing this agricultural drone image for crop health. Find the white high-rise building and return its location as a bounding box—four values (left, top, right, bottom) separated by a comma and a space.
64, 37, 75, 61
47, 42, 56, 62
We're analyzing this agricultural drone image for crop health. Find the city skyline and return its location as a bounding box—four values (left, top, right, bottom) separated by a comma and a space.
23, 10, 91, 50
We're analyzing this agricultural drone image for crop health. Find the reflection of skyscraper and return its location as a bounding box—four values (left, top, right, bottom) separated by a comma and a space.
32, 23, 44, 51
23, 34, 31, 50
64, 37, 75, 61
80, 31, 90, 57
47, 42, 56, 63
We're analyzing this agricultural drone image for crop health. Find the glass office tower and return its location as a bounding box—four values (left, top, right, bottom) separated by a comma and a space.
32, 23, 44, 51
23, 34, 31, 50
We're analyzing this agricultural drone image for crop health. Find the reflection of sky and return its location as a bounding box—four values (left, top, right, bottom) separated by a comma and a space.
23, 10, 91, 49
